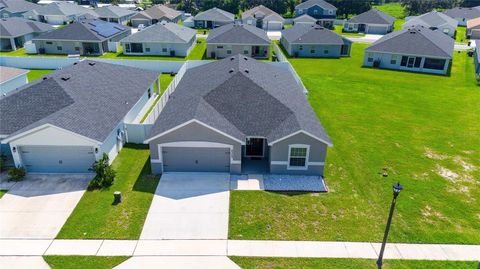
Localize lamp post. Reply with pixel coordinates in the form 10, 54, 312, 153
376, 182, 403, 269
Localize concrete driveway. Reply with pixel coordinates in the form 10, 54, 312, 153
140, 173, 230, 240
0, 174, 90, 239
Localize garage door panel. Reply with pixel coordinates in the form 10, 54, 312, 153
163, 147, 230, 173
20, 146, 95, 173
368, 25, 386, 34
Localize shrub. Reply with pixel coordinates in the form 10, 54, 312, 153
89, 153, 116, 189
0, 154, 7, 172
8, 167, 26, 182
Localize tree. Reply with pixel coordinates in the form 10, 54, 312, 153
400, 0, 462, 15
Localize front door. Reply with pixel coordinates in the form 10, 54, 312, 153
245, 138, 264, 157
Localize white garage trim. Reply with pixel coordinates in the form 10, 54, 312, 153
2, 124, 101, 145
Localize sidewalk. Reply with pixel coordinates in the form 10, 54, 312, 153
0, 239, 479, 261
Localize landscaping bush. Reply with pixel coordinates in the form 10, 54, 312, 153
89, 153, 116, 189
8, 167, 26, 181
0, 154, 7, 172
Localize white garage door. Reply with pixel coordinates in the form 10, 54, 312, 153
265, 22, 283, 31
20, 146, 95, 173
367, 25, 387, 35
162, 147, 230, 173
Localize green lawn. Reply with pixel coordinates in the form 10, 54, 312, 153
229, 43, 480, 244
196, 28, 210, 34
140, 73, 175, 123
57, 144, 159, 239
0, 190, 7, 199
44, 256, 128, 269
333, 26, 365, 37
231, 257, 478, 269
456, 27, 468, 43
186, 38, 207, 60
374, 2, 406, 31
27, 69, 54, 82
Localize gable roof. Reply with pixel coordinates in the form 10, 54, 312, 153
348, 9, 395, 25
242, 5, 285, 23
296, 0, 337, 11
0, 60, 160, 142
293, 14, 317, 23
34, 19, 129, 42
194, 7, 235, 23
282, 24, 349, 45
29, 2, 96, 17
131, 4, 181, 21
94, 5, 136, 18
120, 22, 195, 43
0, 0, 39, 14
365, 25, 454, 58
403, 11, 458, 29
146, 55, 331, 146
0, 17, 53, 38
443, 6, 480, 20
206, 23, 270, 45
0, 66, 28, 84
467, 17, 480, 29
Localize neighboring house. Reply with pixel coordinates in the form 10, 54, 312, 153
443, 6, 480, 26
402, 11, 458, 38
183, 16, 194, 28
206, 23, 270, 59
0, 17, 54, 51
242, 5, 285, 31
295, 0, 337, 28
364, 25, 454, 75
0, 66, 28, 95
94, 5, 136, 25
23, 2, 97, 25
130, 5, 181, 28
193, 7, 234, 29
467, 17, 480, 39
120, 22, 196, 57
293, 14, 317, 25
474, 40, 479, 81
0, 0, 40, 18
0, 60, 160, 173
344, 9, 395, 35
32, 19, 130, 56
281, 24, 351, 58
144, 55, 332, 176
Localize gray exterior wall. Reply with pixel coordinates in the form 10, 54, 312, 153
343, 23, 393, 35
131, 18, 150, 28
122, 37, 196, 57
281, 37, 350, 58
148, 121, 243, 174
269, 132, 328, 176
194, 20, 231, 29
34, 39, 105, 55
206, 43, 270, 59
295, 5, 336, 20
364, 51, 451, 75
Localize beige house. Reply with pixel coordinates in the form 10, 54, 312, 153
467, 18, 480, 39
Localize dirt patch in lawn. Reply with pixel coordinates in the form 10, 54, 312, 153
424, 148, 449, 160
454, 157, 476, 172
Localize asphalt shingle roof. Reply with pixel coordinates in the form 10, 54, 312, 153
293, 14, 317, 23
131, 4, 181, 21
147, 55, 332, 146
29, 2, 96, 17
94, 5, 136, 18
403, 11, 458, 29
348, 9, 395, 25
443, 6, 480, 20
206, 23, 270, 45
296, 0, 337, 11
120, 22, 195, 43
242, 5, 285, 23
0, 17, 53, 38
282, 24, 349, 45
194, 7, 235, 23
0, 60, 160, 142
34, 19, 129, 42
0, 0, 39, 14
365, 25, 454, 58
0, 66, 28, 84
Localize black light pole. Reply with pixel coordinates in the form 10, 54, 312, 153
376, 182, 403, 269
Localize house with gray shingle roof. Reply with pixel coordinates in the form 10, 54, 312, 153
144, 55, 332, 176
364, 25, 454, 75
467, 17, 480, 39
0, 0, 40, 18
206, 23, 271, 59
295, 0, 337, 28
32, 19, 130, 56
281, 24, 351, 58
130, 5, 181, 28
293, 14, 317, 25
23, 2, 97, 25
0, 60, 160, 173
242, 5, 285, 31
0, 17, 54, 51
120, 22, 196, 57
344, 9, 395, 35
402, 11, 458, 38
443, 6, 480, 26
193, 7, 235, 29
94, 5, 136, 25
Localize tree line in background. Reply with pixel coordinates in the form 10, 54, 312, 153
399, 0, 479, 15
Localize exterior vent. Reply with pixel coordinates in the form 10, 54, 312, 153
230, 56, 235, 61
61, 76, 70, 81
88, 62, 96, 66
42, 77, 48, 80
244, 69, 249, 74
229, 68, 234, 73
243, 56, 248, 61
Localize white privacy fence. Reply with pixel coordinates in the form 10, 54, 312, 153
273, 43, 287, 62
125, 123, 153, 144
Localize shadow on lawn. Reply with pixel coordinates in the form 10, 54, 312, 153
131, 149, 159, 195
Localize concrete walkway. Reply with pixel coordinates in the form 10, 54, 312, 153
114, 256, 240, 269
0, 239, 479, 261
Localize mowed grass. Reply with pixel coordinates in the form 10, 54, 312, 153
57, 144, 159, 239
229, 43, 480, 244
44, 256, 128, 269
0, 190, 7, 199
231, 257, 478, 269
27, 69, 54, 82
456, 27, 468, 43
374, 2, 406, 31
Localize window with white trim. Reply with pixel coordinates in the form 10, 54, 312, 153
288, 145, 309, 169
